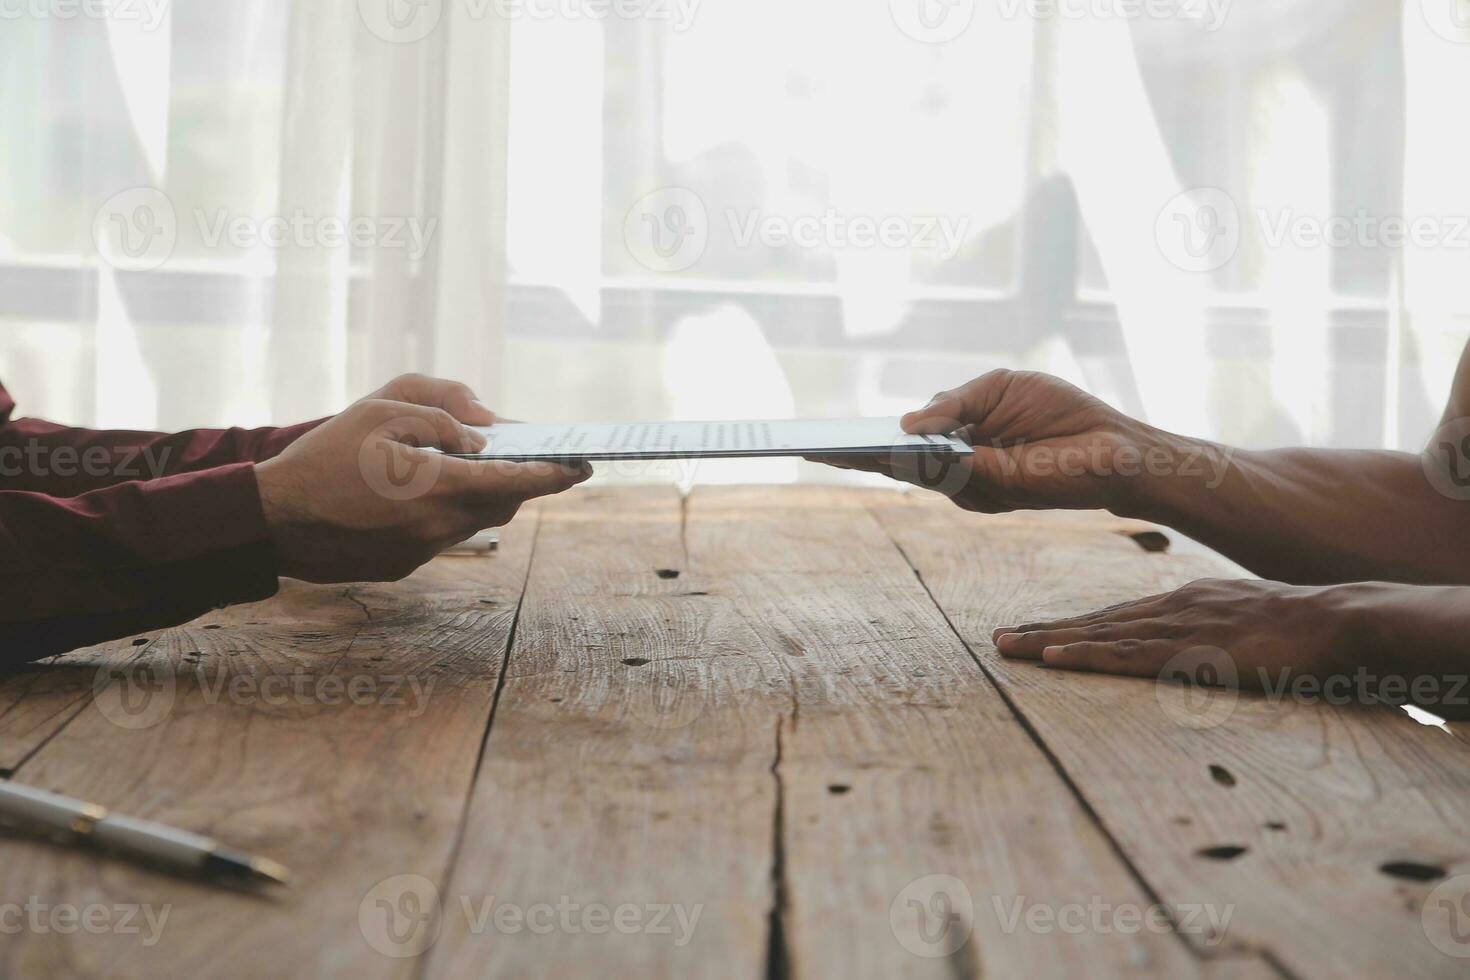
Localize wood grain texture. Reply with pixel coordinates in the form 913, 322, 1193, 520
685, 486, 1268, 979
868, 490, 1470, 980
0, 659, 96, 772
0, 506, 545, 980
422, 486, 785, 980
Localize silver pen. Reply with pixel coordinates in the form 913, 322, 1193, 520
0, 779, 289, 887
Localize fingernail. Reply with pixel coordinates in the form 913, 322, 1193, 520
467, 427, 488, 450
472, 399, 495, 418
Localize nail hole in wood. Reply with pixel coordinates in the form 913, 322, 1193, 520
1208, 764, 1236, 787
827, 784, 851, 796
1379, 861, 1446, 882
203, 625, 222, 630
1265, 821, 1287, 832
131, 638, 149, 647
1196, 845, 1248, 862
622, 658, 652, 668
656, 569, 681, 580
1123, 529, 1171, 553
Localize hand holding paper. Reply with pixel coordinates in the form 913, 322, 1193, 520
455, 418, 973, 462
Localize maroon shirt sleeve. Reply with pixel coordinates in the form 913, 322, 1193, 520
0, 387, 323, 497
0, 385, 315, 667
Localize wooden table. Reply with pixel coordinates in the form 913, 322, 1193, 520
2, 486, 1468, 979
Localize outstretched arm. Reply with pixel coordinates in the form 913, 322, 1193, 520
847, 360, 1470, 586
0, 376, 590, 667
0, 464, 282, 665
0, 374, 493, 498
0, 386, 321, 497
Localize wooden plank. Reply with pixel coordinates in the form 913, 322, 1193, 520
0, 658, 96, 772
685, 486, 1270, 979
423, 486, 785, 979
868, 490, 1470, 980
0, 506, 545, 980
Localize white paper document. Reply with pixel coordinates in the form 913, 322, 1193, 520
457, 418, 972, 462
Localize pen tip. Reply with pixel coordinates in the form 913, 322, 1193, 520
251, 857, 292, 887
207, 847, 291, 887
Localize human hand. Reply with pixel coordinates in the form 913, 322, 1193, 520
814, 370, 1169, 514
991, 579, 1470, 720
364, 373, 499, 427
991, 579, 1348, 684
256, 396, 588, 583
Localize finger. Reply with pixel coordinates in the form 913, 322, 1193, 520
372, 402, 487, 454
996, 620, 1173, 661
992, 593, 1172, 644
450, 458, 594, 502
1041, 639, 1180, 679
901, 370, 1013, 435
387, 374, 497, 426
805, 454, 896, 476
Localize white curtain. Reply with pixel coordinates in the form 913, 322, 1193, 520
2, 1, 1468, 466
0, 2, 510, 430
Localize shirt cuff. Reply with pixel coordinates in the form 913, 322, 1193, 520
130, 462, 281, 608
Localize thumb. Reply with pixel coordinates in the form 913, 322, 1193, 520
373, 403, 488, 455
902, 393, 966, 435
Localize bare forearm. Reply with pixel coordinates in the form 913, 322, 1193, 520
1119, 432, 1470, 585
1340, 582, 1470, 719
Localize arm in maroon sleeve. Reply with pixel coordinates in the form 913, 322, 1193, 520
0, 463, 281, 667
0, 385, 324, 497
